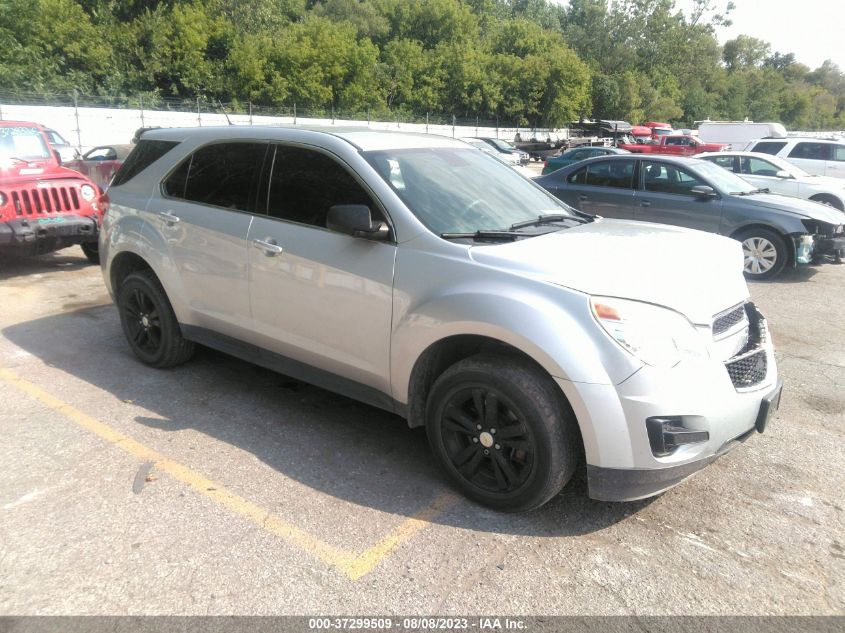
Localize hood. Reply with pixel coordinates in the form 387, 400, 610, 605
0, 164, 93, 187
735, 192, 845, 224
469, 219, 748, 325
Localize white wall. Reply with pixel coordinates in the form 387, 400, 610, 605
0, 103, 566, 150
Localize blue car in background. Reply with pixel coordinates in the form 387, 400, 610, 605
541, 146, 629, 175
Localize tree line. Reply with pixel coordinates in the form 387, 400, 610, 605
1, 0, 843, 129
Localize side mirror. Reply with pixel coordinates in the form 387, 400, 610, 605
327, 204, 389, 240
53, 150, 62, 165
775, 170, 793, 179
690, 185, 718, 199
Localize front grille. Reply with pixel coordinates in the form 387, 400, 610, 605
723, 302, 768, 390
9, 186, 80, 215
712, 303, 746, 337
725, 349, 768, 388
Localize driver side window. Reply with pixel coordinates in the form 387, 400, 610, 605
741, 157, 779, 177
266, 146, 384, 229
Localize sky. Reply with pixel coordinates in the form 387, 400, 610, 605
556, 1, 845, 71
678, 0, 845, 70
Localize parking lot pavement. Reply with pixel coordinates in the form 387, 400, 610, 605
0, 247, 843, 616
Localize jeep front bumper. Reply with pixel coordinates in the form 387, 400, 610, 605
0, 215, 98, 256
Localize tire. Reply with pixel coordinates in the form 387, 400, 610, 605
80, 241, 100, 264
734, 228, 787, 280
116, 270, 195, 368
809, 194, 845, 211
425, 353, 579, 512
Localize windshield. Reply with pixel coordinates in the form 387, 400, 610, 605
364, 147, 573, 235
693, 160, 756, 194
0, 126, 52, 161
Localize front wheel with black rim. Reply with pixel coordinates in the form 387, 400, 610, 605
80, 241, 99, 264
425, 354, 580, 512
735, 228, 787, 280
116, 270, 195, 368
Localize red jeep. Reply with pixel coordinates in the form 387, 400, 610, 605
0, 121, 101, 263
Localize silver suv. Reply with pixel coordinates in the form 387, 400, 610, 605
101, 127, 782, 511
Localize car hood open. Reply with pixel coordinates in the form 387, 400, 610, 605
469, 219, 748, 325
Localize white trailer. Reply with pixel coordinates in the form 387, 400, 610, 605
696, 120, 787, 149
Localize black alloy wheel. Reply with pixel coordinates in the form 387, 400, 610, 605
426, 353, 579, 512
117, 270, 195, 368
440, 386, 535, 494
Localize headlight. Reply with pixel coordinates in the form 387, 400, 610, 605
80, 184, 96, 201
590, 297, 708, 368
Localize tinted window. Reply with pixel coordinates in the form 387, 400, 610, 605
164, 142, 267, 211
751, 141, 787, 155
567, 166, 588, 184
741, 157, 780, 176
113, 140, 179, 187
788, 142, 831, 160
267, 146, 382, 228
642, 161, 706, 195
584, 160, 634, 189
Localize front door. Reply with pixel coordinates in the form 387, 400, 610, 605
634, 159, 723, 233
247, 144, 396, 396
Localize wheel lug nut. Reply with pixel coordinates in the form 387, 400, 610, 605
490, 428, 496, 434
495, 444, 501, 450
476, 425, 482, 430
472, 437, 479, 443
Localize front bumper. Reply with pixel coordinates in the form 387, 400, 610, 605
0, 215, 98, 256
557, 304, 781, 502
814, 234, 845, 262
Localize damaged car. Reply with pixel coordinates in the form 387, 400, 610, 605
535, 154, 845, 279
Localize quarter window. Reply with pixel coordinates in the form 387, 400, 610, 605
567, 166, 588, 184
833, 145, 845, 162
163, 142, 267, 211
112, 140, 179, 187
266, 146, 382, 228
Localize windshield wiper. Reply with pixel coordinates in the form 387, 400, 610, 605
509, 213, 591, 230
3, 156, 29, 164
440, 230, 522, 242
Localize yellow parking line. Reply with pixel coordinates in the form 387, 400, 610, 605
0, 367, 456, 579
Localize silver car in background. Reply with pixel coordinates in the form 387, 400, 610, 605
100, 127, 782, 511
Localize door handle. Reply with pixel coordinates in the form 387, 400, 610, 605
640, 201, 651, 207
578, 194, 588, 201
252, 237, 283, 256
158, 211, 180, 225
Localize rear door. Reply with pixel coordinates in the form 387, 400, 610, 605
786, 141, 831, 176
634, 159, 724, 233
246, 144, 396, 395
543, 160, 636, 219
155, 141, 267, 337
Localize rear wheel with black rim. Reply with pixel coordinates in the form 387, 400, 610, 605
117, 270, 195, 368
425, 354, 579, 512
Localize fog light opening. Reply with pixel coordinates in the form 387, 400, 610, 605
646, 417, 710, 457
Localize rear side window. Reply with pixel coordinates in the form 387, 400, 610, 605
788, 142, 831, 160
750, 141, 786, 155
164, 142, 267, 212
583, 160, 634, 189
112, 140, 178, 187
567, 166, 587, 184
833, 145, 845, 162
